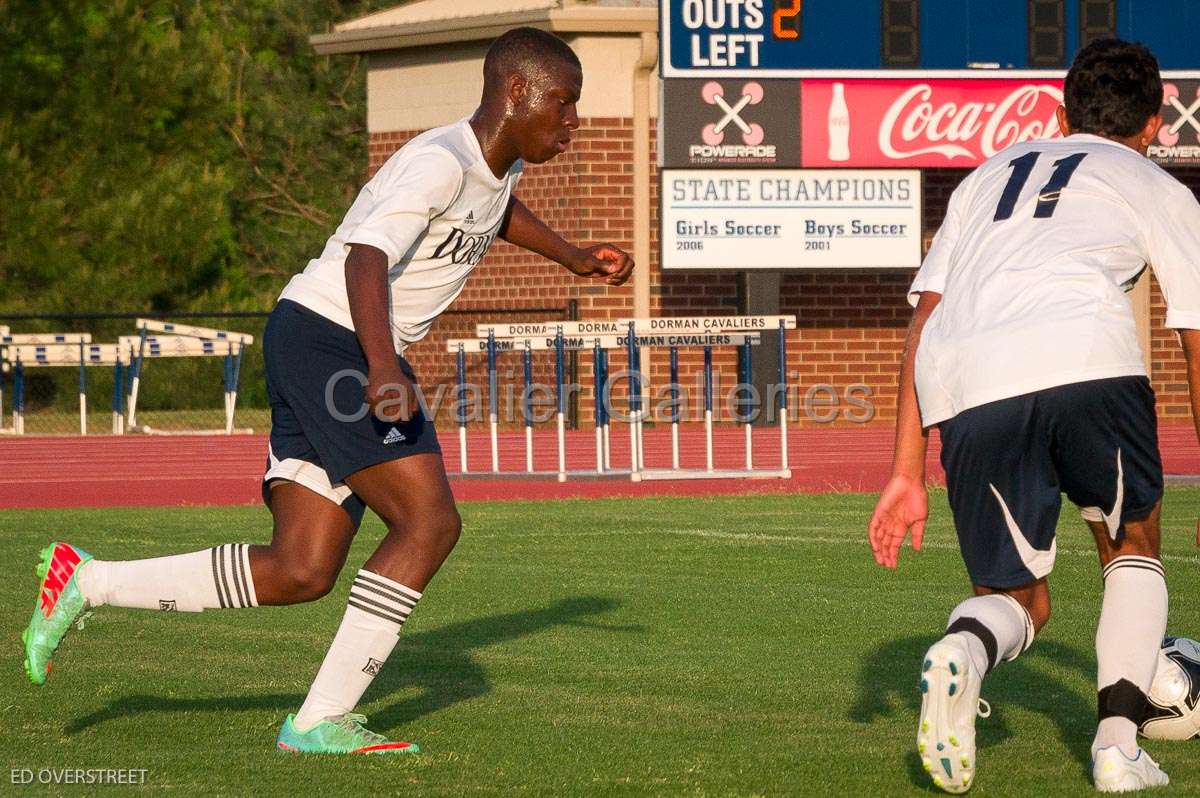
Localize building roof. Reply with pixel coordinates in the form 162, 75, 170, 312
311, 0, 657, 55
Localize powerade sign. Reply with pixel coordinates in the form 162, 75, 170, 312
661, 79, 801, 167
662, 1, 804, 77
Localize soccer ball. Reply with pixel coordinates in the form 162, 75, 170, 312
1139, 636, 1200, 741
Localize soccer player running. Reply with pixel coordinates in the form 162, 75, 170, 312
868, 39, 1200, 793
22, 28, 633, 754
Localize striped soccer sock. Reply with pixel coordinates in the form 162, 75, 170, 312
292, 570, 422, 732
76, 544, 258, 612
944, 593, 1035, 676
1093, 555, 1168, 759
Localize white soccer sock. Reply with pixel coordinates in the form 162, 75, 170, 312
1093, 556, 1168, 759
293, 570, 422, 732
75, 544, 258, 612
945, 593, 1035, 676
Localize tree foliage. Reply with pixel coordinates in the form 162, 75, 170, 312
0, 0, 388, 312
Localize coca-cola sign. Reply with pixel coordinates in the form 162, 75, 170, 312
801, 78, 1065, 167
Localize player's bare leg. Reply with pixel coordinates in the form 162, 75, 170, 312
252, 482, 358, 603
283, 453, 459, 752
347, 453, 461, 590
1083, 506, 1169, 792
78, 479, 357, 610
22, 481, 357, 685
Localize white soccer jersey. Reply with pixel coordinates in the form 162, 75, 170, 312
910, 133, 1200, 427
279, 118, 522, 352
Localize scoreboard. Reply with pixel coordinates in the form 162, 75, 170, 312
662, 0, 1200, 76
659, 1, 1200, 270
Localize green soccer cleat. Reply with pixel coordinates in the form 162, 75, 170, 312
275, 713, 420, 755
23, 542, 94, 686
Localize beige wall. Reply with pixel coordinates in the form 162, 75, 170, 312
366, 33, 658, 132
367, 41, 489, 132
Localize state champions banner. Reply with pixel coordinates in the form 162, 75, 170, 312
662, 169, 921, 270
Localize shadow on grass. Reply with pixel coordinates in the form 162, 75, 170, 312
65, 595, 628, 736
850, 634, 1096, 789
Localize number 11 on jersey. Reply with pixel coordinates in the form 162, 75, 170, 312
993, 152, 1089, 222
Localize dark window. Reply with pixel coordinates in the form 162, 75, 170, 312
882, 0, 920, 67
1079, 0, 1117, 47
1028, 0, 1066, 67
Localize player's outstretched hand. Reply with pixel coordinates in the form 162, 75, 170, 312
572, 244, 634, 286
366, 365, 420, 423
868, 474, 928, 569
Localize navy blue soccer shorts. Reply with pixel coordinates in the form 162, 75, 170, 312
937, 376, 1162, 589
261, 299, 441, 526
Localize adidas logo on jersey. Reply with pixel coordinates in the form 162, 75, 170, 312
464, 210, 475, 225
382, 427, 406, 445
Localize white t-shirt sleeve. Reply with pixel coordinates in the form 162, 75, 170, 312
1143, 180, 1200, 330
907, 181, 967, 307
345, 148, 464, 267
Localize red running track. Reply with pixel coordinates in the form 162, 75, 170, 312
1, 425, 1198, 510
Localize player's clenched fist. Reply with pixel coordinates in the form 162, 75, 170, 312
570, 244, 634, 286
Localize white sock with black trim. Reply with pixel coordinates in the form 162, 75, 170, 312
76, 544, 258, 612
945, 593, 1035, 677
293, 569, 422, 732
1093, 555, 1168, 760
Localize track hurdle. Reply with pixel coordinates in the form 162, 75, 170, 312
120, 335, 245, 434
0, 326, 8, 431
473, 319, 629, 479
625, 315, 796, 482
0, 326, 6, 429
4, 342, 126, 435
477, 325, 780, 481
127, 320, 255, 434
448, 328, 577, 481
625, 321, 643, 479
593, 339, 607, 472
1, 335, 97, 434
455, 320, 785, 481
456, 343, 468, 473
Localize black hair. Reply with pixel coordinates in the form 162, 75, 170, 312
1063, 38, 1162, 138
483, 27, 580, 89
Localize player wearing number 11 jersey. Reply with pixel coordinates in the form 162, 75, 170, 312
870, 39, 1200, 793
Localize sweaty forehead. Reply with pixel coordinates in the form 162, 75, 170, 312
533, 60, 583, 99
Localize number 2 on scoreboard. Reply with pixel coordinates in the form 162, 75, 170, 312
773, 0, 802, 39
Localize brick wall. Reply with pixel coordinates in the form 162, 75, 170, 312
1154, 166, 1200, 421
368, 125, 1200, 429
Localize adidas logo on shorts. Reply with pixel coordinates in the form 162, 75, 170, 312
383, 427, 406, 445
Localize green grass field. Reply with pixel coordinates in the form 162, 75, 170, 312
3, 491, 1200, 796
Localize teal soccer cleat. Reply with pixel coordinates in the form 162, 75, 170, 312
23, 542, 94, 685
917, 633, 989, 793
276, 713, 420, 755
